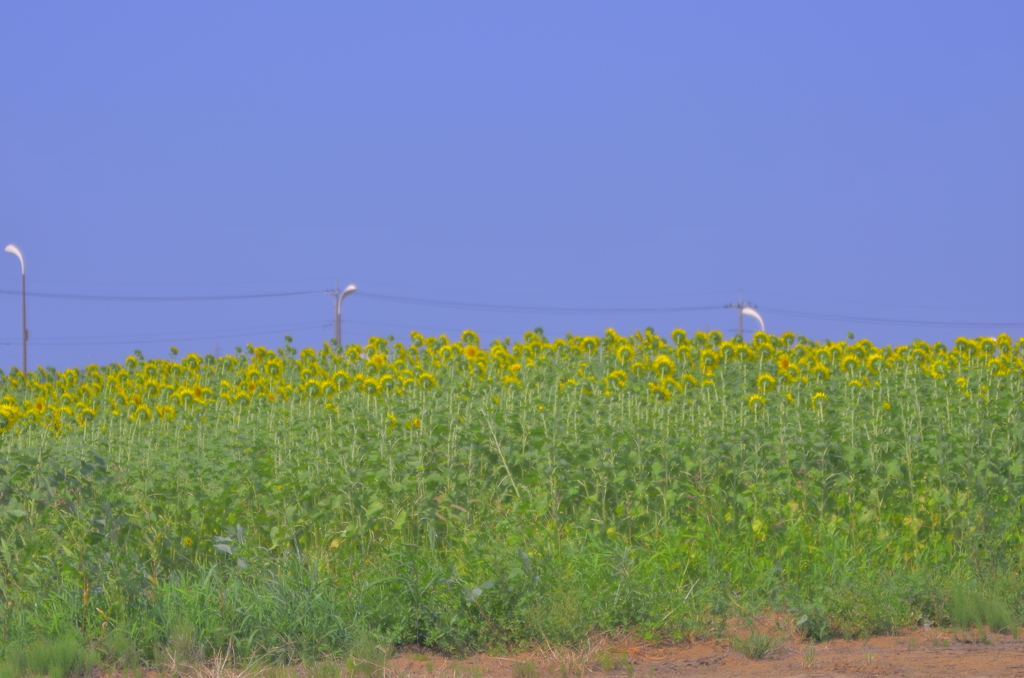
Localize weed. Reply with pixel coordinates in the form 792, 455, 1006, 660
309, 660, 343, 678
948, 587, 1017, 635
802, 645, 815, 666
347, 632, 392, 678
0, 638, 98, 678
167, 620, 205, 668
512, 661, 538, 678
597, 651, 629, 672
103, 628, 140, 669
450, 662, 481, 678
731, 631, 783, 660
543, 644, 596, 678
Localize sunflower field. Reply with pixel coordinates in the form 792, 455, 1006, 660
1, 328, 1024, 661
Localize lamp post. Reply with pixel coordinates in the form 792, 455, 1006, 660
328, 282, 357, 347
4, 245, 26, 373
741, 306, 765, 333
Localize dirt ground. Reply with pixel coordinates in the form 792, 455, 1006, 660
387, 628, 1024, 678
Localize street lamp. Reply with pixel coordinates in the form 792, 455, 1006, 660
328, 282, 357, 347
741, 306, 765, 333
4, 245, 26, 373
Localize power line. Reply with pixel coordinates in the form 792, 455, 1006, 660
760, 307, 1024, 328
0, 289, 322, 302
18, 322, 331, 347
358, 292, 723, 315
5, 278, 1024, 350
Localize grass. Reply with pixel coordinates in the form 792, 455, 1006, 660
511, 660, 538, 678
596, 651, 630, 672
949, 587, 1018, 635
0, 638, 98, 678
731, 630, 784, 660
346, 632, 391, 678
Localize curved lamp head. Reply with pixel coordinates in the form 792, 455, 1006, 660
341, 283, 357, 301
4, 245, 24, 275
741, 307, 765, 333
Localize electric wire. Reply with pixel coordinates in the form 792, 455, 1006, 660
0, 289, 322, 301
20, 322, 331, 347
3, 281, 1024, 353
357, 292, 723, 314
759, 307, 1024, 328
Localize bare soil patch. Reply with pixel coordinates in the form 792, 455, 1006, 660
387, 629, 1024, 678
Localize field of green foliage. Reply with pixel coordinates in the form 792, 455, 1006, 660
1, 328, 1023, 670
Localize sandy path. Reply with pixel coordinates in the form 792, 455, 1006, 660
388, 629, 1024, 678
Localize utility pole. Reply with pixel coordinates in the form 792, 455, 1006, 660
327, 280, 357, 347
5, 245, 26, 372
738, 290, 743, 337
726, 291, 764, 338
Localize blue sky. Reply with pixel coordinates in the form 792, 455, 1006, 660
1, 4, 1022, 369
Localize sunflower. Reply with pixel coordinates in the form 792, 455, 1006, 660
604, 370, 628, 389
76, 407, 96, 426
954, 338, 978, 357
653, 355, 675, 376
131, 404, 153, 422
333, 370, 351, 389
756, 373, 776, 393
0, 405, 19, 432
663, 376, 683, 393
417, 372, 437, 390
362, 377, 382, 395
648, 382, 671, 401
700, 348, 719, 369
748, 394, 766, 411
